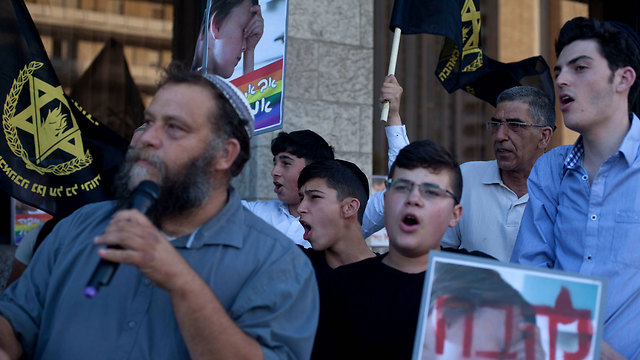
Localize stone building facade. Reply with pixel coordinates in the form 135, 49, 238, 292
235, 0, 375, 200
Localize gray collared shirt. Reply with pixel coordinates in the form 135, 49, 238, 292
0, 188, 319, 359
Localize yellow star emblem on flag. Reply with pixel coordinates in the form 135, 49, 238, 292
3, 61, 92, 175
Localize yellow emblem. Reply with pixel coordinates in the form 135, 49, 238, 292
3, 61, 92, 175
460, 0, 483, 72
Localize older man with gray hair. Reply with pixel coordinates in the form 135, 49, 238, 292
441, 86, 555, 261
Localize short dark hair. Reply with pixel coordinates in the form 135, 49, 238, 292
158, 62, 250, 177
556, 17, 640, 108
271, 130, 334, 164
497, 86, 556, 129
210, 0, 259, 29
429, 263, 536, 324
389, 140, 462, 203
297, 159, 369, 224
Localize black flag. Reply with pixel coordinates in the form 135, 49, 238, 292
71, 38, 145, 141
389, 0, 460, 37
0, 0, 128, 216
390, 0, 555, 107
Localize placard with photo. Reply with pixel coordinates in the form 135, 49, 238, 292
191, 0, 287, 134
413, 251, 608, 360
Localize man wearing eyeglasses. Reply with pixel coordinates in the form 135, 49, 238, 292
441, 86, 555, 262
311, 140, 463, 359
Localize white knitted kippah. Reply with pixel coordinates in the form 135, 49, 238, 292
203, 73, 254, 138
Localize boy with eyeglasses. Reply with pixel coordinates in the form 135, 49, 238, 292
312, 140, 492, 360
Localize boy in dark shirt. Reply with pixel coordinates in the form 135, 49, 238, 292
297, 159, 376, 283
312, 140, 463, 359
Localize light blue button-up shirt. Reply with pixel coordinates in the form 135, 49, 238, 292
511, 113, 640, 359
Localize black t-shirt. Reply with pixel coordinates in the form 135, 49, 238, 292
311, 248, 495, 359
301, 247, 334, 285
301, 246, 385, 286
312, 254, 424, 360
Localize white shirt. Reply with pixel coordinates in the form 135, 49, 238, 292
243, 125, 410, 248
441, 160, 528, 261
242, 199, 310, 247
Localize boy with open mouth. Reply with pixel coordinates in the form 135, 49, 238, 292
312, 140, 465, 359
297, 159, 376, 284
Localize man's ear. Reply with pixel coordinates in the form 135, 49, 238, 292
615, 66, 636, 94
341, 198, 361, 220
448, 204, 462, 228
538, 126, 553, 150
214, 138, 240, 172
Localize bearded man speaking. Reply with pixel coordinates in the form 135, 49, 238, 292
0, 64, 319, 360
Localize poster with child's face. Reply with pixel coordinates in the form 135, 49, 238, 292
413, 251, 607, 360
192, 0, 287, 134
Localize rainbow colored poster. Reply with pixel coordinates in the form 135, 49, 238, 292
191, 0, 288, 134
231, 59, 283, 134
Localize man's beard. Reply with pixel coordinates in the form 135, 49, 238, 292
113, 142, 220, 223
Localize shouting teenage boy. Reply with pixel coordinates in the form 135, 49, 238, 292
312, 140, 462, 359
296, 159, 376, 283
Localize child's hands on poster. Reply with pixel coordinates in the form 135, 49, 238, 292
244, 5, 264, 53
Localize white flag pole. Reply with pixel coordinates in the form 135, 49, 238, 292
381, 27, 401, 122
201, 0, 213, 75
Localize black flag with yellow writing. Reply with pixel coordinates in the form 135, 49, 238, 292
390, 0, 554, 107
0, 0, 128, 216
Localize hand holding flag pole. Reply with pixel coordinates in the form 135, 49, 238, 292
386, 0, 554, 108
380, 27, 401, 122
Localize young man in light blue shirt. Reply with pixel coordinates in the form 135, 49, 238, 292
511, 17, 640, 359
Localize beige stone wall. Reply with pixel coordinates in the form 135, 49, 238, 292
548, 0, 589, 148
234, 0, 375, 200
493, 0, 588, 149
497, 0, 540, 62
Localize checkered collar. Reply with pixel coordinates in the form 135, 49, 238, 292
562, 113, 640, 175
563, 137, 585, 173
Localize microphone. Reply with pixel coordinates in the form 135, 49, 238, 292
84, 180, 160, 298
